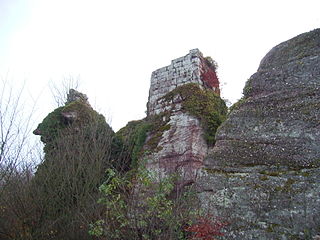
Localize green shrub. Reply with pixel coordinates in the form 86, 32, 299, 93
116, 113, 171, 168
90, 167, 200, 240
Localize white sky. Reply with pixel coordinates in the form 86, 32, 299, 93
0, 0, 319, 131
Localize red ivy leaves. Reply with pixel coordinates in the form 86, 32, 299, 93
184, 215, 228, 240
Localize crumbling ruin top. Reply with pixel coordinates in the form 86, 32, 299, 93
147, 49, 220, 116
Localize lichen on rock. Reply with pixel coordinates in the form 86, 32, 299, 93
200, 28, 320, 239
207, 28, 320, 169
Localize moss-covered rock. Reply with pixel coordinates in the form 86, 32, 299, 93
206, 28, 320, 169
33, 106, 65, 143
116, 83, 227, 171
197, 165, 320, 239
34, 99, 113, 155
162, 83, 227, 145
116, 113, 171, 168
201, 29, 320, 239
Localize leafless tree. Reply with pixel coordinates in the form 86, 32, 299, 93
0, 75, 41, 239
0, 77, 36, 190
49, 75, 80, 106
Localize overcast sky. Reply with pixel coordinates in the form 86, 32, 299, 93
0, 0, 319, 131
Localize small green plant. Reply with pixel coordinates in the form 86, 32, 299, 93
88, 220, 104, 237
130, 122, 153, 166
228, 97, 247, 113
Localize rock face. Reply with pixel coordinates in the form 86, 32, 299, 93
200, 29, 320, 239
144, 49, 226, 184
146, 111, 208, 183
66, 89, 90, 106
207, 29, 320, 169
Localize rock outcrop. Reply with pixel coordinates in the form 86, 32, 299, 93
145, 84, 226, 183
33, 89, 112, 151
143, 49, 226, 184
116, 50, 227, 184
206, 29, 320, 169
199, 29, 320, 239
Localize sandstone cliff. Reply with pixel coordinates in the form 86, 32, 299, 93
207, 29, 320, 169
118, 49, 227, 185
199, 28, 320, 239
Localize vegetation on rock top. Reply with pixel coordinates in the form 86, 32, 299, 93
34, 100, 110, 150
163, 83, 228, 145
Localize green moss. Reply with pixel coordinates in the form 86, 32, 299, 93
116, 120, 151, 168
116, 83, 227, 168
162, 83, 227, 145
131, 122, 153, 166
302, 172, 311, 177
228, 97, 247, 113
116, 120, 144, 143
228, 77, 255, 113
311, 158, 320, 168
62, 101, 94, 122
253, 183, 263, 189
291, 168, 313, 177
259, 170, 286, 177
146, 129, 164, 151
36, 106, 65, 142
116, 113, 172, 168
35, 100, 113, 155
144, 114, 171, 152
36, 101, 105, 140
274, 178, 296, 193
243, 77, 254, 96
259, 175, 269, 181
266, 223, 280, 233
204, 168, 230, 175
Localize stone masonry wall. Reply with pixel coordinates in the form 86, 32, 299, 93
147, 49, 219, 116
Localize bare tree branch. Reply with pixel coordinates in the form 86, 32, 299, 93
49, 75, 80, 107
